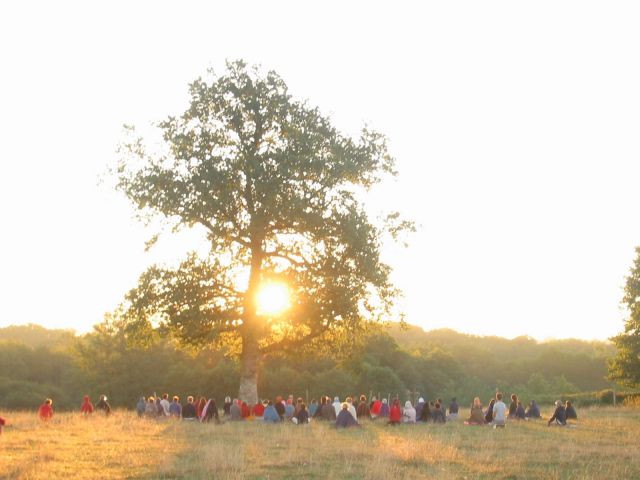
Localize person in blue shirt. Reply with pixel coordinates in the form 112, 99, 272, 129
169, 396, 182, 418
263, 401, 281, 423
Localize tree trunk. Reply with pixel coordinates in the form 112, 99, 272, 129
238, 333, 259, 405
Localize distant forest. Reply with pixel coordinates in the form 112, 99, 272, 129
0, 323, 617, 411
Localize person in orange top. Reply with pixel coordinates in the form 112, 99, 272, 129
38, 398, 54, 421
80, 395, 94, 415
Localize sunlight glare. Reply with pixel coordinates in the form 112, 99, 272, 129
256, 282, 291, 316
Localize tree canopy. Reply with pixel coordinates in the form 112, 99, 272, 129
114, 60, 410, 404
609, 246, 640, 387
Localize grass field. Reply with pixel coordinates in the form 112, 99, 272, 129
1, 407, 639, 479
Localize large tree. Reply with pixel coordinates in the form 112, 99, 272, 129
609, 246, 640, 388
114, 60, 410, 404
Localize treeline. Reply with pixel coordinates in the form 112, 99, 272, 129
0, 323, 615, 411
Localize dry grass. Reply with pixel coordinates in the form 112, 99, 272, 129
1, 407, 639, 479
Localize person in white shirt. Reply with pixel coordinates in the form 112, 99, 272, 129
160, 393, 171, 416
402, 400, 416, 423
332, 396, 342, 417
492, 392, 507, 428
346, 396, 358, 421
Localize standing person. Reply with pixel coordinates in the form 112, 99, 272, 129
448, 398, 459, 421
418, 400, 431, 422
485, 399, 496, 424
492, 393, 507, 428
388, 399, 402, 425
356, 395, 371, 420
415, 397, 426, 421
136, 396, 146, 417
548, 400, 567, 426
80, 395, 94, 415
169, 396, 182, 418
182, 396, 197, 420
38, 399, 54, 421
96, 395, 111, 416
371, 396, 382, 419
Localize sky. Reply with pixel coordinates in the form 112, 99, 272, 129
0, 1, 639, 340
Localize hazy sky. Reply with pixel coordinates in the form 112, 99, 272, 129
1, 1, 638, 340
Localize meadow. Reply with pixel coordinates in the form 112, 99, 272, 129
1, 407, 639, 479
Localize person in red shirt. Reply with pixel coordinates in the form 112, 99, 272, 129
388, 398, 402, 426
252, 400, 266, 417
38, 398, 54, 421
80, 395, 94, 415
241, 401, 251, 418
0, 416, 6, 435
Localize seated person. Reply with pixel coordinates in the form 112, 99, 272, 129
515, 401, 526, 420
263, 401, 281, 423
448, 397, 459, 420
295, 403, 310, 424
465, 397, 486, 425
525, 400, 541, 419
431, 402, 446, 423
182, 396, 197, 420
402, 400, 416, 423
336, 403, 360, 428
548, 400, 567, 426
565, 401, 577, 420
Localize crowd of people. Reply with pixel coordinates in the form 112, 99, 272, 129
0, 391, 578, 434
129, 391, 579, 429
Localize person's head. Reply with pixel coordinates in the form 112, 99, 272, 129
473, 397, 481, 408
297, 397, 303, 405
233, 398, 239, 405
334, 396, 339, 403
83, 395, 90, 402
173, 396, 179, 403
566, 400, 572, 407
372, 396, 377, 402
360, 394, 367, 403
100, 394, 107, 401
286, 398, 293, 405
311, 398, 317, 405
488, 398, 495, 406
300, 403, 307, 411
346, 396, 353, 405
187, 396, 194, 403
496, 392, 503, 401
555, 400, 562, 407
162, 393, 168, 400
511, 394, 517, 402
382, 398, 388, 404
140, 396, 146, 402
209, 399, 217, 408
148, 396, 155, 403
342, 402, 349, 410
451, 397, 457, 403
405, 400, 412, 409
393, 398, 399, 406
418, 397, 424, 404
45, 398, 52, 405
517, 401, 521, 406
268, 400, 273, 406
437, 398, 442, 405
435, 402, 441, 410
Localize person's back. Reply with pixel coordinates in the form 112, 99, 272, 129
565, 401, 577, 420
525, 401, 541, 419
274, 400, 285, 420
169, 397, 182, 418
263, 403, 280, 423
508, 394, 518, 419
336, 403, 359, 428
145, 398, 157, 418
431, 403, 446, 423
492, 394, 507, 427
467, 399, 485, 425
253, 401, 266, 418
308, 400, 318, 417
356, 395, 371, 420
80, 395, 94, 415
415, 398, 425, 420
136, 397, 146, 417
203, 399, 219, 423
515, 402, 526, 420
485, 399, 495, 423
321, 401, 337, 421
389, 400, 402, 424
96, 395, 111, 416
38, 399, 54, 421
296, 404, 309, 425
159, 394, 171, 416
230, 400, 243, 421
346, 398, 357, 421
402, 401, 416, 423
379, 399, 390, 418
182, 397, 197, 420
332, 397, 341, 417
284, 402, 295, 420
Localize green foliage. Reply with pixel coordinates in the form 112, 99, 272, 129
609, 246, 640, 387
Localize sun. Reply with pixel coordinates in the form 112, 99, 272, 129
256, 282, 291, 316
